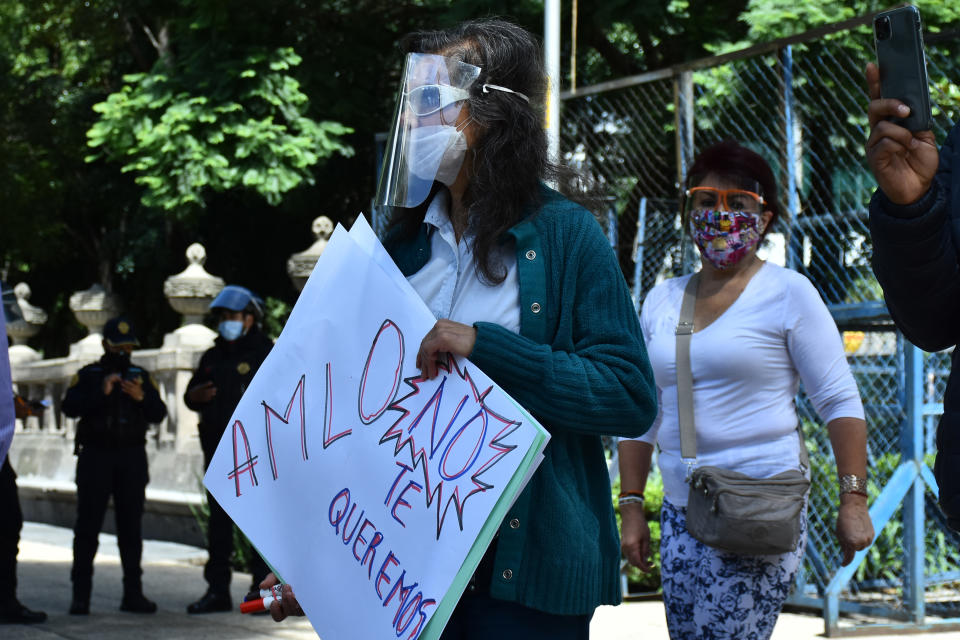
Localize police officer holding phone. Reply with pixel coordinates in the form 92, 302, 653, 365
184, 286, 273, 613
866, 53, 960, 531
62, 316, 167, 614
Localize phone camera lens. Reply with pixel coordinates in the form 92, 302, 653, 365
875, 16, 891, 41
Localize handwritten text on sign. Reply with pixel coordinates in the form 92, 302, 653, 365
204, 223, 544, 640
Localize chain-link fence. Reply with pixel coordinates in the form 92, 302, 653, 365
562, 13, 960, 634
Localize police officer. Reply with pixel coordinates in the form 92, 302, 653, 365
185, 286, 272, 613
62, 316, 167, 615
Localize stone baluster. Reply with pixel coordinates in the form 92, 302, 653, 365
162, 243, 225, 453
287, 216, 333, 291
6, 282, 47, 365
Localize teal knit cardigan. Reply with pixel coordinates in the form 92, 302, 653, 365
386, 186, 657, 615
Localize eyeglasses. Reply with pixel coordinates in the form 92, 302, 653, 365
404, 84, 471, 117
685, 187, 765, 213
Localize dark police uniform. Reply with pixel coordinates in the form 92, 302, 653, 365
0, 458, 23, 613
185, 325, 272, 601
61, 319, 166, 613
0, 455, 46, 623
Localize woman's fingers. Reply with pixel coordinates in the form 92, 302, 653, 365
836, 501, 875, 567
259, 572, 278, 589
269, 584, 304, 621
417, 320, 477, 379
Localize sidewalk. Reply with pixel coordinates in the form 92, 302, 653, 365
5, 522, 957, 639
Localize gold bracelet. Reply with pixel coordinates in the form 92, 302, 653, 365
839, 474, 868, 496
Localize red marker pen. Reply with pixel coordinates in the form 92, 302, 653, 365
240, 595, 278, 614
240, 584, 286, 614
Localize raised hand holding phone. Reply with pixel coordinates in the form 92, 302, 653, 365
866, 5, 938, 205
865, 61, 938, 206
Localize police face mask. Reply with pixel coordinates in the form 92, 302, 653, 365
218, 320, 245, 341
102, 351, 131, 371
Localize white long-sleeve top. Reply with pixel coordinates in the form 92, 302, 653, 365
634, 262, 864, 507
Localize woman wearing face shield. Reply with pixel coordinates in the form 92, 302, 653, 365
263, 18, 657, 639
617, 140, 873, 639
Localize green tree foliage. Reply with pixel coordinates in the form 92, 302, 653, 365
2, 0, 956, 355
87, 47, 353, 211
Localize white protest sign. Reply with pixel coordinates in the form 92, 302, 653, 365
204, 220, 548, 640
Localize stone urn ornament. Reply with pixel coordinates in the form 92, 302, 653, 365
162, 243, 225, 349
287, 216, 334, 291
6, 282, 48, 364
68, 283, 121, 360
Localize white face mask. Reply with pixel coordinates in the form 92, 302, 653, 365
404, 123, 469, 186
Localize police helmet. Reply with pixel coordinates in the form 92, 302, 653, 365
209, 285, 264, 319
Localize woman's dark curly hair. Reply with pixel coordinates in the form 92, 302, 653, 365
389, 19, 565, 284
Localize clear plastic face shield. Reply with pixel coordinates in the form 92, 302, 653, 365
375, 53, 481, 209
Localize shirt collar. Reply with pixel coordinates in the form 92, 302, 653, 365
423, 189, 452, 231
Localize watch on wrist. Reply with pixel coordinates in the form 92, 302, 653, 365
838, 474, 868, 497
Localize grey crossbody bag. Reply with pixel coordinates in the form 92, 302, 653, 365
676, 273, 809, 555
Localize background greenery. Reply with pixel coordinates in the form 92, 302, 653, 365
1, 0, 957, 351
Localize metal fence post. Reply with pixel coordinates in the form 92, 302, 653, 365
903, 341, 926, 623
606, 199, 618, 249
632, 197, 647, 309
779, 45, 802, 271
675, 70, 696, 274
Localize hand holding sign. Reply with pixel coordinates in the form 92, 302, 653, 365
416, 320, 477, 380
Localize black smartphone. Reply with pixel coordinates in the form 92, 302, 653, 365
873, 5, 933, 132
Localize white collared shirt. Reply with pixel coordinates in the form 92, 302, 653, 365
406, 192, 521, 333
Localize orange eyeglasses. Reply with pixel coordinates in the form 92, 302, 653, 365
685, 187, 766, 213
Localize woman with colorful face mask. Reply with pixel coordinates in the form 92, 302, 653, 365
262, 18, 657, 640
618, 140, 874, 640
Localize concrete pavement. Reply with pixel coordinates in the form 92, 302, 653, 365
4, 522, 958, 639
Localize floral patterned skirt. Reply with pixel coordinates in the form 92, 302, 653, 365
659, 499, 807, 640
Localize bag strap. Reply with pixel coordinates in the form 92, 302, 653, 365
675, 274, 699, 462
673, 272, 809, 472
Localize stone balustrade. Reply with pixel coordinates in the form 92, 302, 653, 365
5, 220, 332, 545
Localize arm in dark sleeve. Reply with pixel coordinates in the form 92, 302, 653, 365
870, 126, 960, 351
61, 368, 107, 418
183, 352, 213, 412
140, 374, 168, 424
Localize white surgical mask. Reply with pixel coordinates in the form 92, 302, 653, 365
218, 320, 245, 341
405, 123, 469, 186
